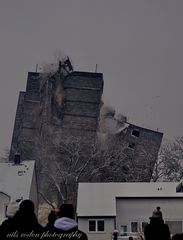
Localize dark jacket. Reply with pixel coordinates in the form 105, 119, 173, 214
144, 218, 170, 240
46, 217, 88, 240
0, 211, 43, 240
0, 218, 13, 237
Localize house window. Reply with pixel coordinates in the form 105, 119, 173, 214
89, 219, 104, 232
120, 225, 127, 236
89, 220, 96, 232
131, 129, 140, 138
165, 221, 182, 234
128, 142, 135, 149
131, 222, 138, 232
142, 222, 148, 232
97, 220, 104, 231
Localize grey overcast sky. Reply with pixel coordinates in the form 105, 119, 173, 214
0, 0, 183, 155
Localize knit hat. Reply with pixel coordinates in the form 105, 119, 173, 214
150, 206, 163, 219
6, 202, 19, 217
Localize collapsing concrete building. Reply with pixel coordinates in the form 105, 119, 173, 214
97, 107, 163, 182
9, 61, 163, 202
9, 66, 103, 162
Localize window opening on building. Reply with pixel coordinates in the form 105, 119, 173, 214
131, 222, 138, 232
131, 129, 140, 138
142, 222, 148, 232
89, 220, 96, 232
89, 219, 105, 232
97, 220, 104, 231
120, 225, 127, 236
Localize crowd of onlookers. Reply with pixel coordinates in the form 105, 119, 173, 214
0, 201, 183, 240
0, 200, 88, 240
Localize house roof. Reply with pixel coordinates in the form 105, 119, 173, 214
0, 160, 35, 202
77, 182, 183, 217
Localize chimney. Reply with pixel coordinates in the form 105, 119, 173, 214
14, 153, 21, 165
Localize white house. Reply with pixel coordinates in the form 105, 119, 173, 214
77, 182, 183, 240
0, 160, 38, 224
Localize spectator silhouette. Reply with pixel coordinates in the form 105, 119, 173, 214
0, 200, 43, 239
49, 203, 88, 240
0, 202, 19, 236
44, 210, 57, 230
113, 229, 118, 240
144, 206, 170, 240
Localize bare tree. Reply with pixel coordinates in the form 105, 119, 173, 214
37, 134, 99, 206
152, 137, 183, 182
38, 128, 158, 206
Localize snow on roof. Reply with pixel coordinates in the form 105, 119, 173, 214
0, 160, 35, 202
77, 182, 183, 217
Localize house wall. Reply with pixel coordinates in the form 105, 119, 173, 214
116, 198, 183, 235
0, 193, 10, 224
78, 217, 115, 240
